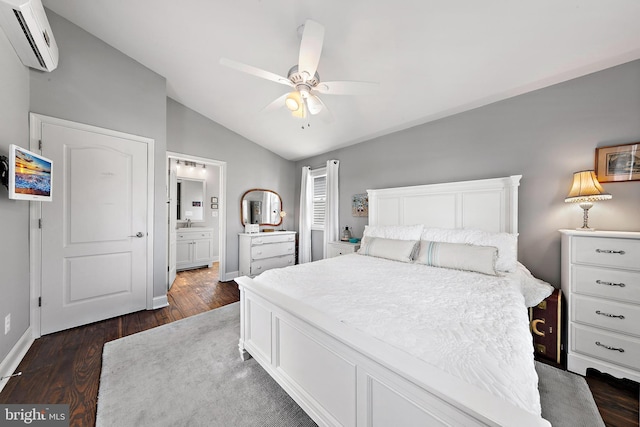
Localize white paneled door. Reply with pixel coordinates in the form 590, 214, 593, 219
39, 121, 149, 335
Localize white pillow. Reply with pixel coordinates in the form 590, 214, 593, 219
363, 224, 424, 241
358, 237, 419, 263
516, 262, 554, 307
414, 241, 498, 276
420, 227, 517, 272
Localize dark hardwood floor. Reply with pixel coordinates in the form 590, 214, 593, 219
586, 369, 639, 427
0, 264, 238, 427
1, 265, 637, 426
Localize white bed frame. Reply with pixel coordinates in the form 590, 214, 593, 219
236, 175, 550, 427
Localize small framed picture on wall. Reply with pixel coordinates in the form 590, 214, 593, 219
211, 197, 218, 203
595, 142, 640, 183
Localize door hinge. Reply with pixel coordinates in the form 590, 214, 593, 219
38, 297, 42, 307
39, 140, 42, 150
38, 218, 42, 229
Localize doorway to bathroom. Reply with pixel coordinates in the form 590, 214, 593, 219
166, 152, 227, 289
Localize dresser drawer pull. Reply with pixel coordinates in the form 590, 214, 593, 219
595, 341, 625, 352
595, 310, 625, 319
595, 279, 626, 287
595, 249, 626, 255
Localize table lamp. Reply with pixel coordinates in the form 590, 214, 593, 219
564, 170, 611, 230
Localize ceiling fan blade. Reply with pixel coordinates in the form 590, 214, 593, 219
219, 58, 293, 87
315, 97, 334, 124
298, 20, 324, 81
315, 80, 378, 95
262, 93, 289, 113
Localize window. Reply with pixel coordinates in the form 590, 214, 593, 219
311, 167, 327, 230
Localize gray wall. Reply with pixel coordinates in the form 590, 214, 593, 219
166, 98, 296, 276
29, 11, 169, 299
296, 60, 640, 286
0, 26, 31, 362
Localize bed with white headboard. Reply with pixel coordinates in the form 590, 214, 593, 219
235, 175, 551, 427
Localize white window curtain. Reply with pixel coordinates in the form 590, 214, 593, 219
298, 166, 312, 264
323, 160, 340, 259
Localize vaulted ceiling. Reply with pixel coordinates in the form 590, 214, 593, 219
43, 0, 640, 160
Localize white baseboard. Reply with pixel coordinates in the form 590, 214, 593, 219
152, 295, 169, 309
223, 270, 239, 282
0, 327, 34, 393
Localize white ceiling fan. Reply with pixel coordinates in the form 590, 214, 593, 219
220, 19, 378, 122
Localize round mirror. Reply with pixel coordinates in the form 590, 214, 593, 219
241, 189, 283, 226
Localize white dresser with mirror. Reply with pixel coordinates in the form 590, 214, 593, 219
238, 188, 295, 276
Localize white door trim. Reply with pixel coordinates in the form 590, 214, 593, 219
29, 113, 155, 338
166, 151, 227, 283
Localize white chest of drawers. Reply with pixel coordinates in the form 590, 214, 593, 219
239, 231, 296, 277
560, 229, 640, 382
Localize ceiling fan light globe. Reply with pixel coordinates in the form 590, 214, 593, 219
285, 91, 302, 111
285, 97, 299, 111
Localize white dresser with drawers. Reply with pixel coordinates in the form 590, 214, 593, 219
239, 231, 296, 277
560, 229, 640, 382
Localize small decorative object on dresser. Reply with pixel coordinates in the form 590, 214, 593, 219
239, 231, 296, 277
244, 223, 259, 234
560, 229, 640, 382
279, 210, 286, 230
327, 240, 360, 258
340, 226, 352, 241
529, 289, 562, 365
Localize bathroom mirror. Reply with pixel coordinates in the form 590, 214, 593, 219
241, 189, 282, 226
177, 177, 206, 222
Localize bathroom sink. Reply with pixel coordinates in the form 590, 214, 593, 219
177, 226, 211, 231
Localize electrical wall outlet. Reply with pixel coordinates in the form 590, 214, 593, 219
4, 314, 10, 335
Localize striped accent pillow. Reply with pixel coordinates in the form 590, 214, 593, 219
415, 240, 498, 276
358, 237, 419, 263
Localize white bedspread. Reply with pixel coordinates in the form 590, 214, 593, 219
254, 253, 541, 416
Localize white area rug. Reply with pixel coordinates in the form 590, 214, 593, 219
536, 361, 605, 427
96, 302, 315, 427
97, 302, 605, 426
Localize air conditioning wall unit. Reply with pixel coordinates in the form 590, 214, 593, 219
0, 0, 58, 71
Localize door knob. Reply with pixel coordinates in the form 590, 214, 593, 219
129, 232, 144, 238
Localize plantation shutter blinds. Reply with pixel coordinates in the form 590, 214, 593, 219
312, 175, 327, 228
